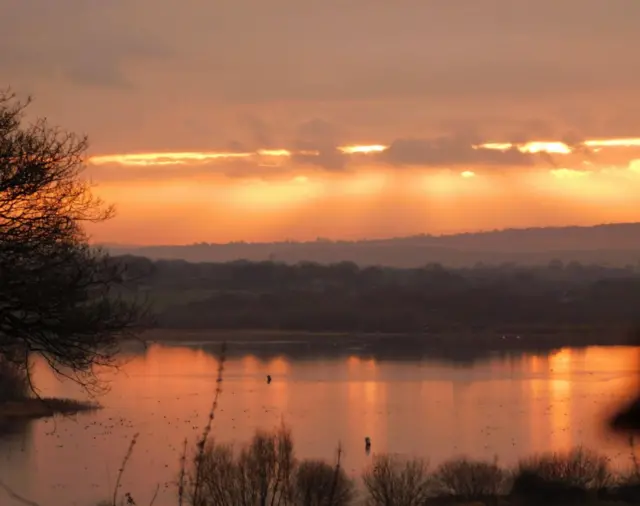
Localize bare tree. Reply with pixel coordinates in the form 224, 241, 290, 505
362, 454, 432, 506
0, 90, 147, 390
189, 424, 296, 506
432, 457, 506, 501
295, 457, 354, 506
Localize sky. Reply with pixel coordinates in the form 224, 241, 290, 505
3, 0, 640, 244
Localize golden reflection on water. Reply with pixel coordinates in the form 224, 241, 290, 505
548, 349, 574, 450
0, 344, 637, 506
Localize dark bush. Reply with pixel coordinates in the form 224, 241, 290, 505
432, 457, 505, 500
363, 454, 431, 506
511, 447, 612, 504
295, 459, 354, 506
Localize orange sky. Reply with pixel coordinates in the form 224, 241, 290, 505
4, 1, 640, 244
84, 139, 640, 244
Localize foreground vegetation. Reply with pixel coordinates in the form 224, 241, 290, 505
102, 425, 640, 506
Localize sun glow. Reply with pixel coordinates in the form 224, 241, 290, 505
336, 171, 388, 195
337, 144, 388, 154
550, 168, 590, 179
257, 149, 292, 157
584, 138, 640, 148
477, 141, 572, 154
89, 159, 640, 245
88, 137, 640, 168
524, 166, 640, 203
88, 146, 390, 166
415, 170, 487, 197
89, 151, 253, 166
227, 177, 326, 211
478, 137, 640, 155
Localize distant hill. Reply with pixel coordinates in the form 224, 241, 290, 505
106, 222, 640, 268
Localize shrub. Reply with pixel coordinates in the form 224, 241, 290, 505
511, 447, 612, 504
363, 454, 431, 506
295, 459, 354, 506
432, 457, 505, 500
514, 446, 612, 489
236, 425, 296, 505
188, 442, 237, 506
188, 424, 296, 506
510, 469, 589, 504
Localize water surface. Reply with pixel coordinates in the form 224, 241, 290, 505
0, 342, 637, 506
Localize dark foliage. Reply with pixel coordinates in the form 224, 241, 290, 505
0, 91, 147, 389
294, 459, 354, 506
115, 255, 640, 335
0, 354, 28, 402
432, 457, 505, 500
511, 447, 612, 505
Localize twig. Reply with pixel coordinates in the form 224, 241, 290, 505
178, 438, 188, 506
112, 432, 140, 506
191, 341, 227, 505
148, 483, 160, 506
329, 442, 343, 504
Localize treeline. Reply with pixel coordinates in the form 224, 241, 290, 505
118, 256, 640, 333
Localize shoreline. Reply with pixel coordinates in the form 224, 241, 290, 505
0, 397, 100, 421
135, 327, 638, 362
141, 326, 635, 346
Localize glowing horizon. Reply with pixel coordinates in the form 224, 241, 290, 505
337, 144, 388, 154
82, 136, 640, 245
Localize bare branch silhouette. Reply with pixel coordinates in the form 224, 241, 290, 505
0, 90, 149, 392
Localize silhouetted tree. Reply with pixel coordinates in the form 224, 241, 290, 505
0, 90, 146, 390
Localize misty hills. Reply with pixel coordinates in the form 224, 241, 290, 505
107, 222, 640, 268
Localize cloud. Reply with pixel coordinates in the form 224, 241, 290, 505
85, 157, 293, 183
85, 133, 640, 183
4, 0, 640, 158
376, 137, 535, 167
5, 0, 639, 100
290, 119, 349, 171
241, 116, 276, 149
0, 1, 171, 89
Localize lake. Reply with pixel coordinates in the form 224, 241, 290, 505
0, 340, 638, 506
